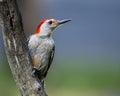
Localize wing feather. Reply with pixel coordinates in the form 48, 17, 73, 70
44, 45, 55, 77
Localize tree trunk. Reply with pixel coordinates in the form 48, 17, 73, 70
0, 0, 47, 96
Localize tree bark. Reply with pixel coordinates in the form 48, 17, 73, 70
0, 0, 47, 96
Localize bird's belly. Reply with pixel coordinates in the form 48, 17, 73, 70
33, 43, 53, 68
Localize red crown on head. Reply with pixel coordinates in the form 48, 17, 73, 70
35, 18, 52, 34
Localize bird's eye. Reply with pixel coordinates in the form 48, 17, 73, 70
48, 21, 53, 25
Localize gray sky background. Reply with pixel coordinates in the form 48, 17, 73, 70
48, 0, 120, 59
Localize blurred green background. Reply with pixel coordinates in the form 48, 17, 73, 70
0, 0, 120, 96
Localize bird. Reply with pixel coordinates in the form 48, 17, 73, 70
28, 18, 71, 80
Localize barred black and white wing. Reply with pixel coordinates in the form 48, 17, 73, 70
44, 45, 55, 77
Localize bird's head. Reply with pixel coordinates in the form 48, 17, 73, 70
34, 18, 71, 37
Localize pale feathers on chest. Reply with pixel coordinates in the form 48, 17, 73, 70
28, 35, 55, 54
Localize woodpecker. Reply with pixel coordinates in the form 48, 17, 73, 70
28, 18, 71, 80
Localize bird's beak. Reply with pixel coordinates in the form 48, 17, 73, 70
57, 19, 71, 26
50, 19, 71, 29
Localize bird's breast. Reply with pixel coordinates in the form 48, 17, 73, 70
36, 38, 54, 54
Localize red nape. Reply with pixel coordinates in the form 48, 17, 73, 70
34, 18, 52, 34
